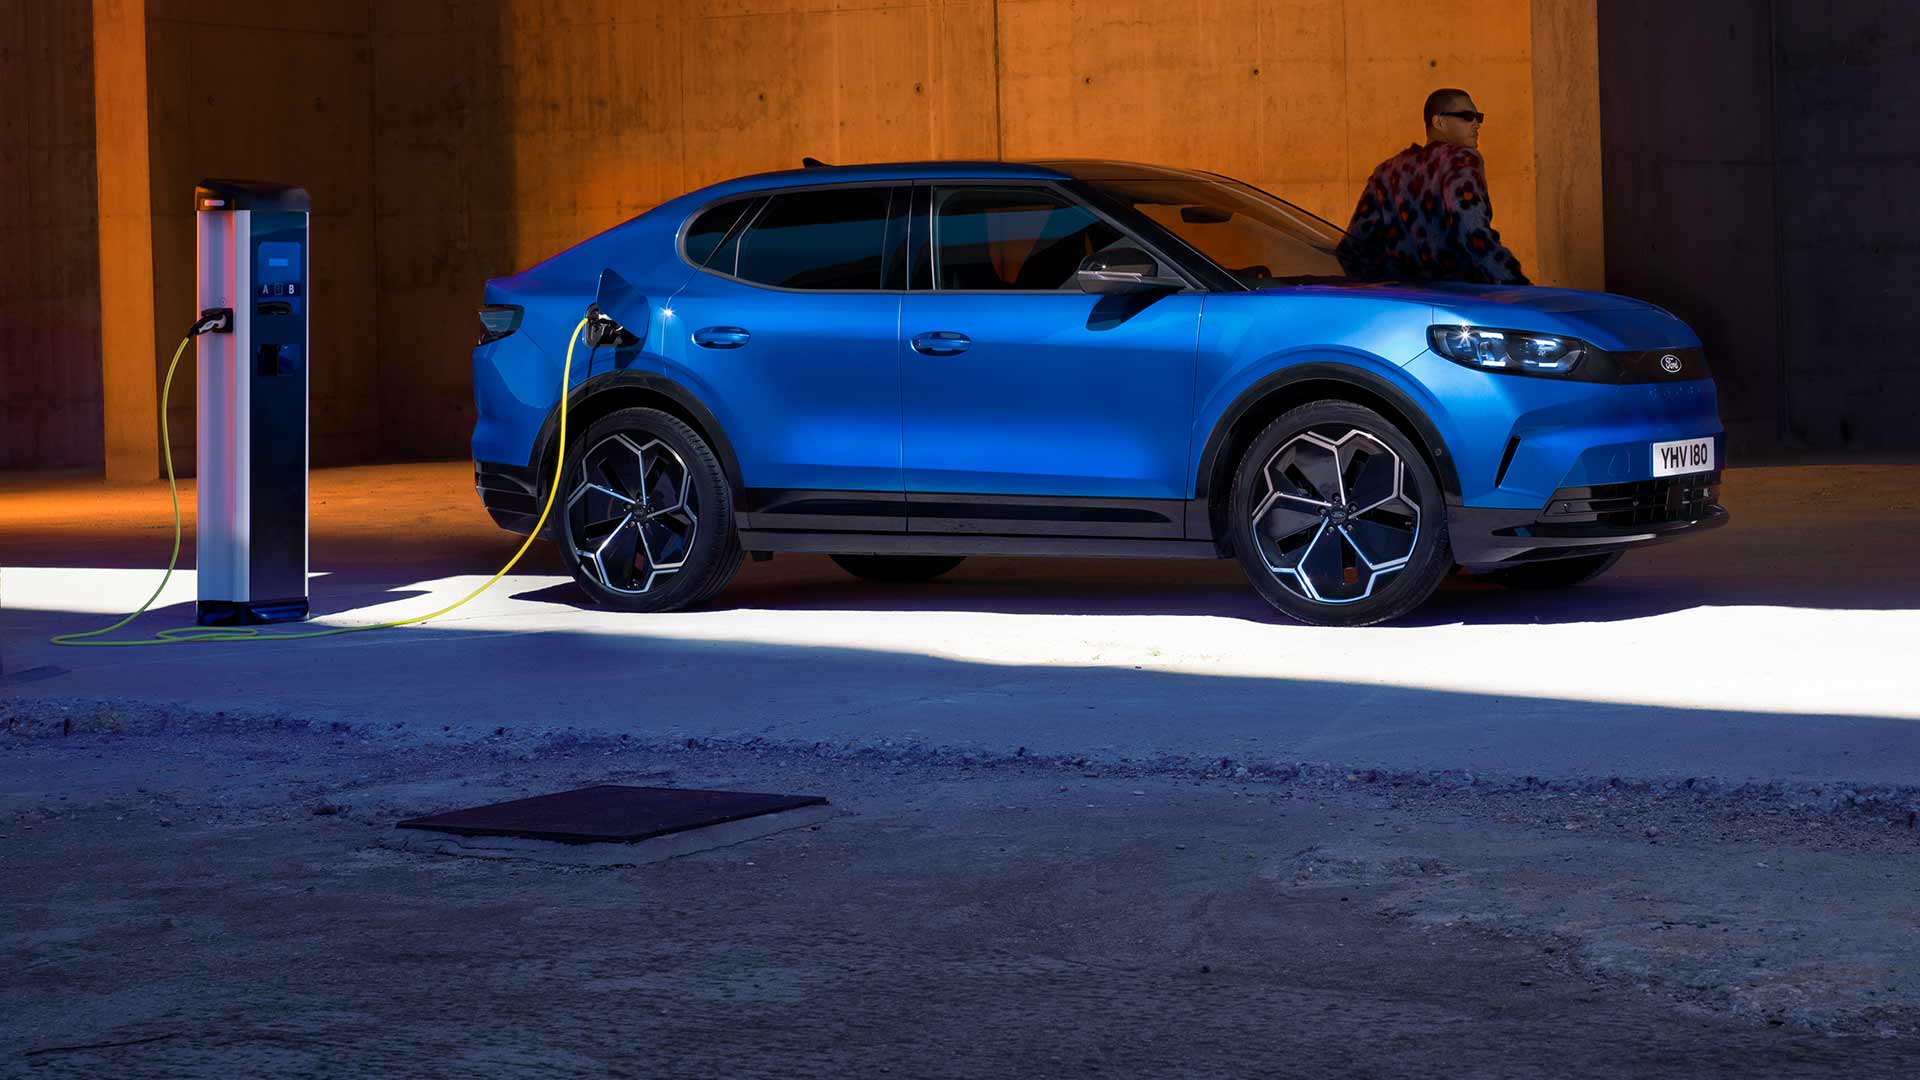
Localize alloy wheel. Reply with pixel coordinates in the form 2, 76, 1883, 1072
565, 432, 699, 595
1248, 428, 1421, 604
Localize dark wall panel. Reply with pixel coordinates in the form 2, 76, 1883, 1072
144, 3, 380, 470
1772, 1, 1920, 450
1598, 0, 1777, 457
369, 5, 512, 463
0, 1, 103, 471
1601, 0, 1920, 453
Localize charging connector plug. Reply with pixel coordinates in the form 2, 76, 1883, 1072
582, 304, 636, 349
191, 308, 233, 336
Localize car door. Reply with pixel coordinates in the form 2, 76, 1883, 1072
664, 183, 908, 531
898, 183, 1203, 536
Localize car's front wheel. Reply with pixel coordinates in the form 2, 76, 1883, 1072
555, 407, 742, 612
1228, 401, 1452, 626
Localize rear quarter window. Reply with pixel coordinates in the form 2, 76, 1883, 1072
683, 198, 756, 269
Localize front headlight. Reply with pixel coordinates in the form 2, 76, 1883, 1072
1429, 325, 1587, 375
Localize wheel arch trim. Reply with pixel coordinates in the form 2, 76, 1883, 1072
1190, 361, 1462, 544
528, 370, 744, 496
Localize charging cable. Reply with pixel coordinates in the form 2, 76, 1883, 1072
51, 313, 591, 646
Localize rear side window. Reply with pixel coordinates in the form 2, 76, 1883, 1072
733, 187, 892, 290
683, 198, 756, 268
932, 187, 1124, 291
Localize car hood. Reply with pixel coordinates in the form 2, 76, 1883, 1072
1254, 282, 1701, 352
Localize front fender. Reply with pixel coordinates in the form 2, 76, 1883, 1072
1190, 357, 1461, 507
1189, 291, 1450, 499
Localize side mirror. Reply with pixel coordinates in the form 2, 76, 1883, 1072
1076, 247, 1184, 295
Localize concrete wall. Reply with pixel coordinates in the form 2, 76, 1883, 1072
94, 0, 160, 481
388, 0, 1549, 461
1600, 1, 1920, 454
1772, 2, 1920, 450
1529, 0, 1602, 291
15, 0, 1578, 473
370, 5, 509, 461
457, 0, 1542, 270
993, 0, 1540, 276
142, 1, 379, 468
1599, 0, 1778, 457
0, 0, 103, 470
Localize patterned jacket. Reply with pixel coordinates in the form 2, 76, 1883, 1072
1336, 141, 1529, 285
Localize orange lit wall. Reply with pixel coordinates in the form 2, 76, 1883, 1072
394, 0, 1586, 463
485, 0, 1553, 273
9, 0, 1598, 476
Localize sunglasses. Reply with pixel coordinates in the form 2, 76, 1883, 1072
1438, 109, 1486, 123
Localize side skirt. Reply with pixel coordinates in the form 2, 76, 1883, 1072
736, 531, 1221, 560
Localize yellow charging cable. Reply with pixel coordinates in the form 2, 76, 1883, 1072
51, 316, 589, 646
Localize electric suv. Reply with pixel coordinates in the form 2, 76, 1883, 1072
471, 161, 1726, 626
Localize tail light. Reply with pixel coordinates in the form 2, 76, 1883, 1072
477, 304, 522, 345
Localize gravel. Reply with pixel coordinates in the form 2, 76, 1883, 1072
5, 696, 1920, 1077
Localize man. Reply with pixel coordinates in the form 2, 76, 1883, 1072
1336, 88, 1529, 285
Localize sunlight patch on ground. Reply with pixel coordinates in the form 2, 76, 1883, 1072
7, 566, 1917, 723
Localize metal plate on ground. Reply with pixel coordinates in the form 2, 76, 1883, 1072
396, 785, 828, 845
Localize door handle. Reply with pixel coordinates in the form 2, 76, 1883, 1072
692, 326, 751, 349
910, 331, 971, 356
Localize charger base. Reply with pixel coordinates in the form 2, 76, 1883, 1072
196, 598, 309, 626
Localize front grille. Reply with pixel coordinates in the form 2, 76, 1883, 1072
1539, 471, 1721, 527
1590, 346, 1711, 383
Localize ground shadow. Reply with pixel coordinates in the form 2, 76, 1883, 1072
6, 602, 1920, 796
10, 539, 1917, 628
504, 558, 1920, 626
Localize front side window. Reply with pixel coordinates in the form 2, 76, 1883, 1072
931, 187, 1126, 291
1087, 178, 1350, 287
732, 187, 892, 290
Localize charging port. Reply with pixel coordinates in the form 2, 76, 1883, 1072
583, 305, 638, 349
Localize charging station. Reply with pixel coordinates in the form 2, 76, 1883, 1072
194, 179, 311, 626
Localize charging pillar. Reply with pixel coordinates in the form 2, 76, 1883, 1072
194, 179, 311, 625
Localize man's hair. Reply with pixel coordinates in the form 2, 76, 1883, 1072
1423, 88, 1471, 129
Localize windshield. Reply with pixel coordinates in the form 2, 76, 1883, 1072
1085, 178, 1353, 288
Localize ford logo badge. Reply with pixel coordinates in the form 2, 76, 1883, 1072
1659, 354, 1683, 374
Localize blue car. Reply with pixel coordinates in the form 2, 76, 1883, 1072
471, 161, 1725, 626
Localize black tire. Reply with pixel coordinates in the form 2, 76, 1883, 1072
1477, 551, 1622, 590
1228, 401, 1452, 626
553, 407, 742, 612
830, 554, 966, 583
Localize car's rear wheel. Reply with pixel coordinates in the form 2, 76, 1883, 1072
830, 554, 966, 583
1228, 401, 1452, 626
1477, 551, 1622, 589
555, 407, 741, 612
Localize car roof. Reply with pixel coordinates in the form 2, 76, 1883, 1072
704, 158, 1225, 195
1028, 160, 1230, 182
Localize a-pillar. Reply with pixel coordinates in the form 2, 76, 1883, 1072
92, 0, 158, 480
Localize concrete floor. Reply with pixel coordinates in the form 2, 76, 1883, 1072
7, 460, 1920, 1075
7, 725, 1920, 1077
3, 460, 1919, 791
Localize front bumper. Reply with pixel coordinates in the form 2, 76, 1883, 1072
1448, 470, 1727, 566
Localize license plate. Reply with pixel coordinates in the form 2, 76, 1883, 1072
1651, 437, 1714, 477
